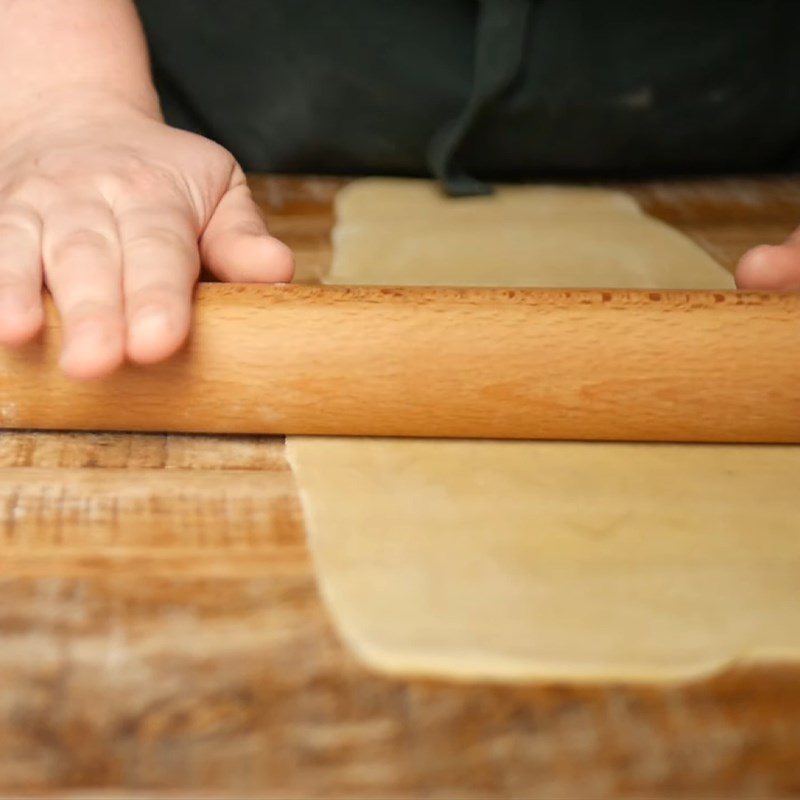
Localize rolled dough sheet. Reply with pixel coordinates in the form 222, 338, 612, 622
331, 178, 735, 289
287, 178, 800, 683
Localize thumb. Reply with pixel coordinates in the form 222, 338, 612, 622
735, 237, 800, 291
200, 178, 294, 283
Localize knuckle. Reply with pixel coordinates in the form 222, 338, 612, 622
49, 199, 111, 226
121, 204, 197, 259
8, 174, 61, 202
52, 228, 115, 263
62, 299, 117, 326
99, 168, 146, 196
128, 281, 186, 310
127, 225, 193, 254
31, 147, 86, 176
0, 204, 40, 240
107, 155, 181, 196
125, 166, 170, 194
123, 202, 191, 231
10, 146, 183, 202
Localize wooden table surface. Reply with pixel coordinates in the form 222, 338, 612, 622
2, 174, 800, 800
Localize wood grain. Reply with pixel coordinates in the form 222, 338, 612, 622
0, 432, 286, 471
2, 174, 800, 799
3, 286, 800, 443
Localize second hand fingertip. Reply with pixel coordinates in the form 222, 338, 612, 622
736, 244, 800, 291
132, 306, 172, 337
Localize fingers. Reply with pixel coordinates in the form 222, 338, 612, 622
42, 201, 125, 379
117, 204, 200, 364
2, 164, 291, 377
736, 230, 800, 291
200, 179, 294, 283
7, 191, 203, 375
0, 202, 44, 345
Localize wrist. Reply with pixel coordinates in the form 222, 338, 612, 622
0, 82, 163, 140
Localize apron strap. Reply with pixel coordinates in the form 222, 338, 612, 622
427, 0, 532, 196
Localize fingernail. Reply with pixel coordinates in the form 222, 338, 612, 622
132, 306, 171, 337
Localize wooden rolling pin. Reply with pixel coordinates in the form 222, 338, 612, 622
1, 283, 799, 443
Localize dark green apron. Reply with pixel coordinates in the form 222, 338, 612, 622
135, 0, 800, 195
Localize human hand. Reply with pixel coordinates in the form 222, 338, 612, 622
736, 228, 800, 291
0, 91, 293, 379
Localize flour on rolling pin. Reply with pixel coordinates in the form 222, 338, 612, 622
287, 178, 800, 683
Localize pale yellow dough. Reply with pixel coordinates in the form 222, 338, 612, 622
287, 178, 800, 683
331, 178, 735, 289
